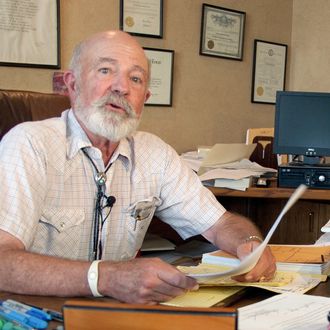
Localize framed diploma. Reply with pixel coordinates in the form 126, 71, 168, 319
120, 0, 163, 38
0, 0, 60, 69
200, 4, 245, 60
251, 40, 288, 104
144, 48, 174, 106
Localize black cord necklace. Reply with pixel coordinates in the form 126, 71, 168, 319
82, 147, 115, 260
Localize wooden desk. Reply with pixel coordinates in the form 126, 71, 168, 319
209, 183, 330, 245
209, 184, 330, 201
1, 279, 329, 329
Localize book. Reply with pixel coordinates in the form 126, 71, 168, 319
201, 245, 330, 276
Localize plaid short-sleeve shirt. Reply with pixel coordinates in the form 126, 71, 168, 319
0, 110, 225, 261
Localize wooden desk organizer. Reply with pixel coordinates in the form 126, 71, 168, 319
63, 300, 237, 330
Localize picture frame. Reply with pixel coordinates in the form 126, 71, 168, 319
200, 4, 245, 60
144, 48, 174, 106
251, 39, 288, 104
120, 0, 163, 38
0, 0, 60, 69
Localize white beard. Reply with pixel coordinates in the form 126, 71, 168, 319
75, 93, 141, 142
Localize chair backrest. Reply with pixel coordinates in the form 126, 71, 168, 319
246, 128, 278, 169
0, 89, 71, 141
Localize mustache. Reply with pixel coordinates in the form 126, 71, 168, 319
92, 93, 136, 117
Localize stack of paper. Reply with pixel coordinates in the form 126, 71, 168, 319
181, 144, 276, 191
201, 245, 330, 276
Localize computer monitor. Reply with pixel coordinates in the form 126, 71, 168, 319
273, 91, 330, 165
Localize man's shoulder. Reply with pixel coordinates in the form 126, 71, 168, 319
132, 131, 174, 153
7, 112, 68, 138
133, 131, 173, 147
130, 131, 179, 168
2, 113, 68, 151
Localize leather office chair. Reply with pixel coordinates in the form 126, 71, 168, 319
0, 89, 71, 141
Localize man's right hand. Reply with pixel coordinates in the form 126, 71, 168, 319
98, 258, 198, 304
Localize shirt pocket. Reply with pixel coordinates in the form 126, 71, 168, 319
125, 197, 162, 254
40, 207, 85, 232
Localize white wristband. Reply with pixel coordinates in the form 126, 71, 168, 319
87, 260, 103, 297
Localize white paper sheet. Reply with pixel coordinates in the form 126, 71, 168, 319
202, 144, 257, 167
186, 184, 307, 280
238, 293, 330, 330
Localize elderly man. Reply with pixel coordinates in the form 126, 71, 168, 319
0, 30, 275, 304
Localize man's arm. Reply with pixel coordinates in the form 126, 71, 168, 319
0, 229, 197, 304
202, 211, 276, 282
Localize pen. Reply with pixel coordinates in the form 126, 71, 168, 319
0, 308, 34, 330
2, 299, 51, 321
0, 305, 48, 329
25, 303, 63, 323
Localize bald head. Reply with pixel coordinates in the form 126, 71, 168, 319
69, 30, 149, 83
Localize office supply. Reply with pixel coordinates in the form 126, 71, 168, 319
2, 299, 51, 321
63, 300, 237, 330
24, 303, 63, 323
0, 313, 32, 330
179, 262, 325, 294
182, 185, 307, 280
0, 306, 34, 329
238, 292, 330, 330
0, 305, 48, 329
202, 245, 330, 276
162, 286, 246, 308
203, 177, 253, 191
201, 143, 256, 167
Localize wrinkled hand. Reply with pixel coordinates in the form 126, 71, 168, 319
232, 241, 276, 282
99, 258, 198, 304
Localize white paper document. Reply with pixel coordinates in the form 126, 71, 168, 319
199, 168, 258, 181
238, 293, 330, 330
185, 185, 307, 280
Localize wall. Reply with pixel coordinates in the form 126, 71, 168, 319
0, 0, 293, 153
290, 0, 330, 91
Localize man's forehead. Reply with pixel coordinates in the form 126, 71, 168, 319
83, 38, 148, 69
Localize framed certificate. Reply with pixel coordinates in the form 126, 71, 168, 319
144, 48, 174, 106
120, 0, 163, 38
0, 0, 60, 68
200, 4, 245, 60
251, 40, 288, 104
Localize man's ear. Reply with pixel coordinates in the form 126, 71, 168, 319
63, 70, 78, 100
144, 89, 151, 102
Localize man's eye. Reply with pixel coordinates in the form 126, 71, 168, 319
131, 76, 142, 84
99, 68, 111, 74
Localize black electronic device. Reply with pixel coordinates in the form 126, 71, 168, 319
273, 91, 330, 165
278, 163, 330, 189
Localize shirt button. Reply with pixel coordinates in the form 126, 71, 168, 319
60, 222, 65, 228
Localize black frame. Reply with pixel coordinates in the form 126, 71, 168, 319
144, 47, 174, 107
251, 39, 288, 104
0, 0, 60, 69
120, 0, 163, 38
200, 3, 245, 61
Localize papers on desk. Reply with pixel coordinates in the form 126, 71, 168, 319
202, 245, 330, 276
162, 287, 245, 308
180, 185, 307, 281
238, 293, 330, 330
181, 144, 262, 174
201, 143, 257, 167
181, 145, 276, 191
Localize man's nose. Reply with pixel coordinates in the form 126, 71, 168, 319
111, 74, 129, 95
